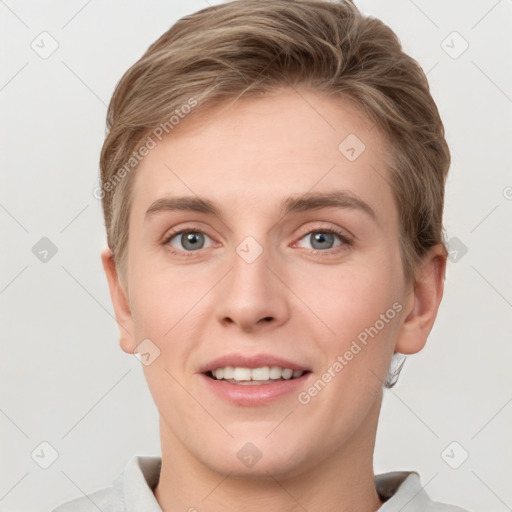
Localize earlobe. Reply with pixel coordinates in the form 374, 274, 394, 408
394, 244, 447, 355
100, 247, 137, 354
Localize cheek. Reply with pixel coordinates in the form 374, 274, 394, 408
293, 260, 401, 332
293, 263, 403, 421
289, 255, 404, 385
128, 247, 200, 324
127, 256, 221, 369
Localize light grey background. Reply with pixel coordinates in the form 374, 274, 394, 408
1, 1, 511, 511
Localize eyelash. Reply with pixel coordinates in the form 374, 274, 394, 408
294, 226, 353, 255
162, 227, 217, 258
162, 225, 353, 258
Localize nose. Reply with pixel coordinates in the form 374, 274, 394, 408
215, 243, 290, 333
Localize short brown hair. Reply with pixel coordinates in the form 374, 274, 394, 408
100, 0, 450, 308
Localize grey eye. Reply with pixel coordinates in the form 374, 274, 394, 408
171, 231, 208, 251
309, 232, 335, 250
295, 229, 347, 252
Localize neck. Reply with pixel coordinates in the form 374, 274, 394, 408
154, 396, 383, 512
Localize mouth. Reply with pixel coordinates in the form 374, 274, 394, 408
199, 355, 313, 406
198, 352, 313, 407
205, 366, 311, 385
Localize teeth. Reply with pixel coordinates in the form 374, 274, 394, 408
251, 366, 270, 380
269, 366, 283, 379
211, 366, 304, 381
233, 367, 251, 381
223, 366, 234, 379
282, 368, 293, 379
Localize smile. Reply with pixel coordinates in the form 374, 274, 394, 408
207, 366, 306, 385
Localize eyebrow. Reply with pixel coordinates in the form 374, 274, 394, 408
281, 191, 376, 221
144, 190, 377, 222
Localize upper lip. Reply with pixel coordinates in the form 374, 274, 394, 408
199, 353, 311, 374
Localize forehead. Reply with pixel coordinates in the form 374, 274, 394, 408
130, 88, 396, 228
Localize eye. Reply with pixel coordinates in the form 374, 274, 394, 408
166, 230, 214, 252
296, 228, 350, 251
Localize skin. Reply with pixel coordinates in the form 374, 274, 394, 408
102, 88, 446, 512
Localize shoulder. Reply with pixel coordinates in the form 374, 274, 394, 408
50, 455, 162, 512
376, 471, 470, 512
51, 486, 118, 512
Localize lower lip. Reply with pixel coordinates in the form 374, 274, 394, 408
199, 373, 311, 406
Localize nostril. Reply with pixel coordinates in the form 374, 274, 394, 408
262, 317, 273, 322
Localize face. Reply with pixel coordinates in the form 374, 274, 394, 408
107, 88, 430, 479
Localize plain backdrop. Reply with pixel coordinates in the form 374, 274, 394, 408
1, 1, 511, 511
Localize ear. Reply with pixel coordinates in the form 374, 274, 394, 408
101, 247, 137, 354
394, 244, 447, 355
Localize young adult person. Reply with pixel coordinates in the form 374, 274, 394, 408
54, 1, 467, 510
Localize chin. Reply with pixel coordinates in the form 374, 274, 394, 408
194, 435, 315, 480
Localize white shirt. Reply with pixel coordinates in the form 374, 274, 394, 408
52, 456, 469, 511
